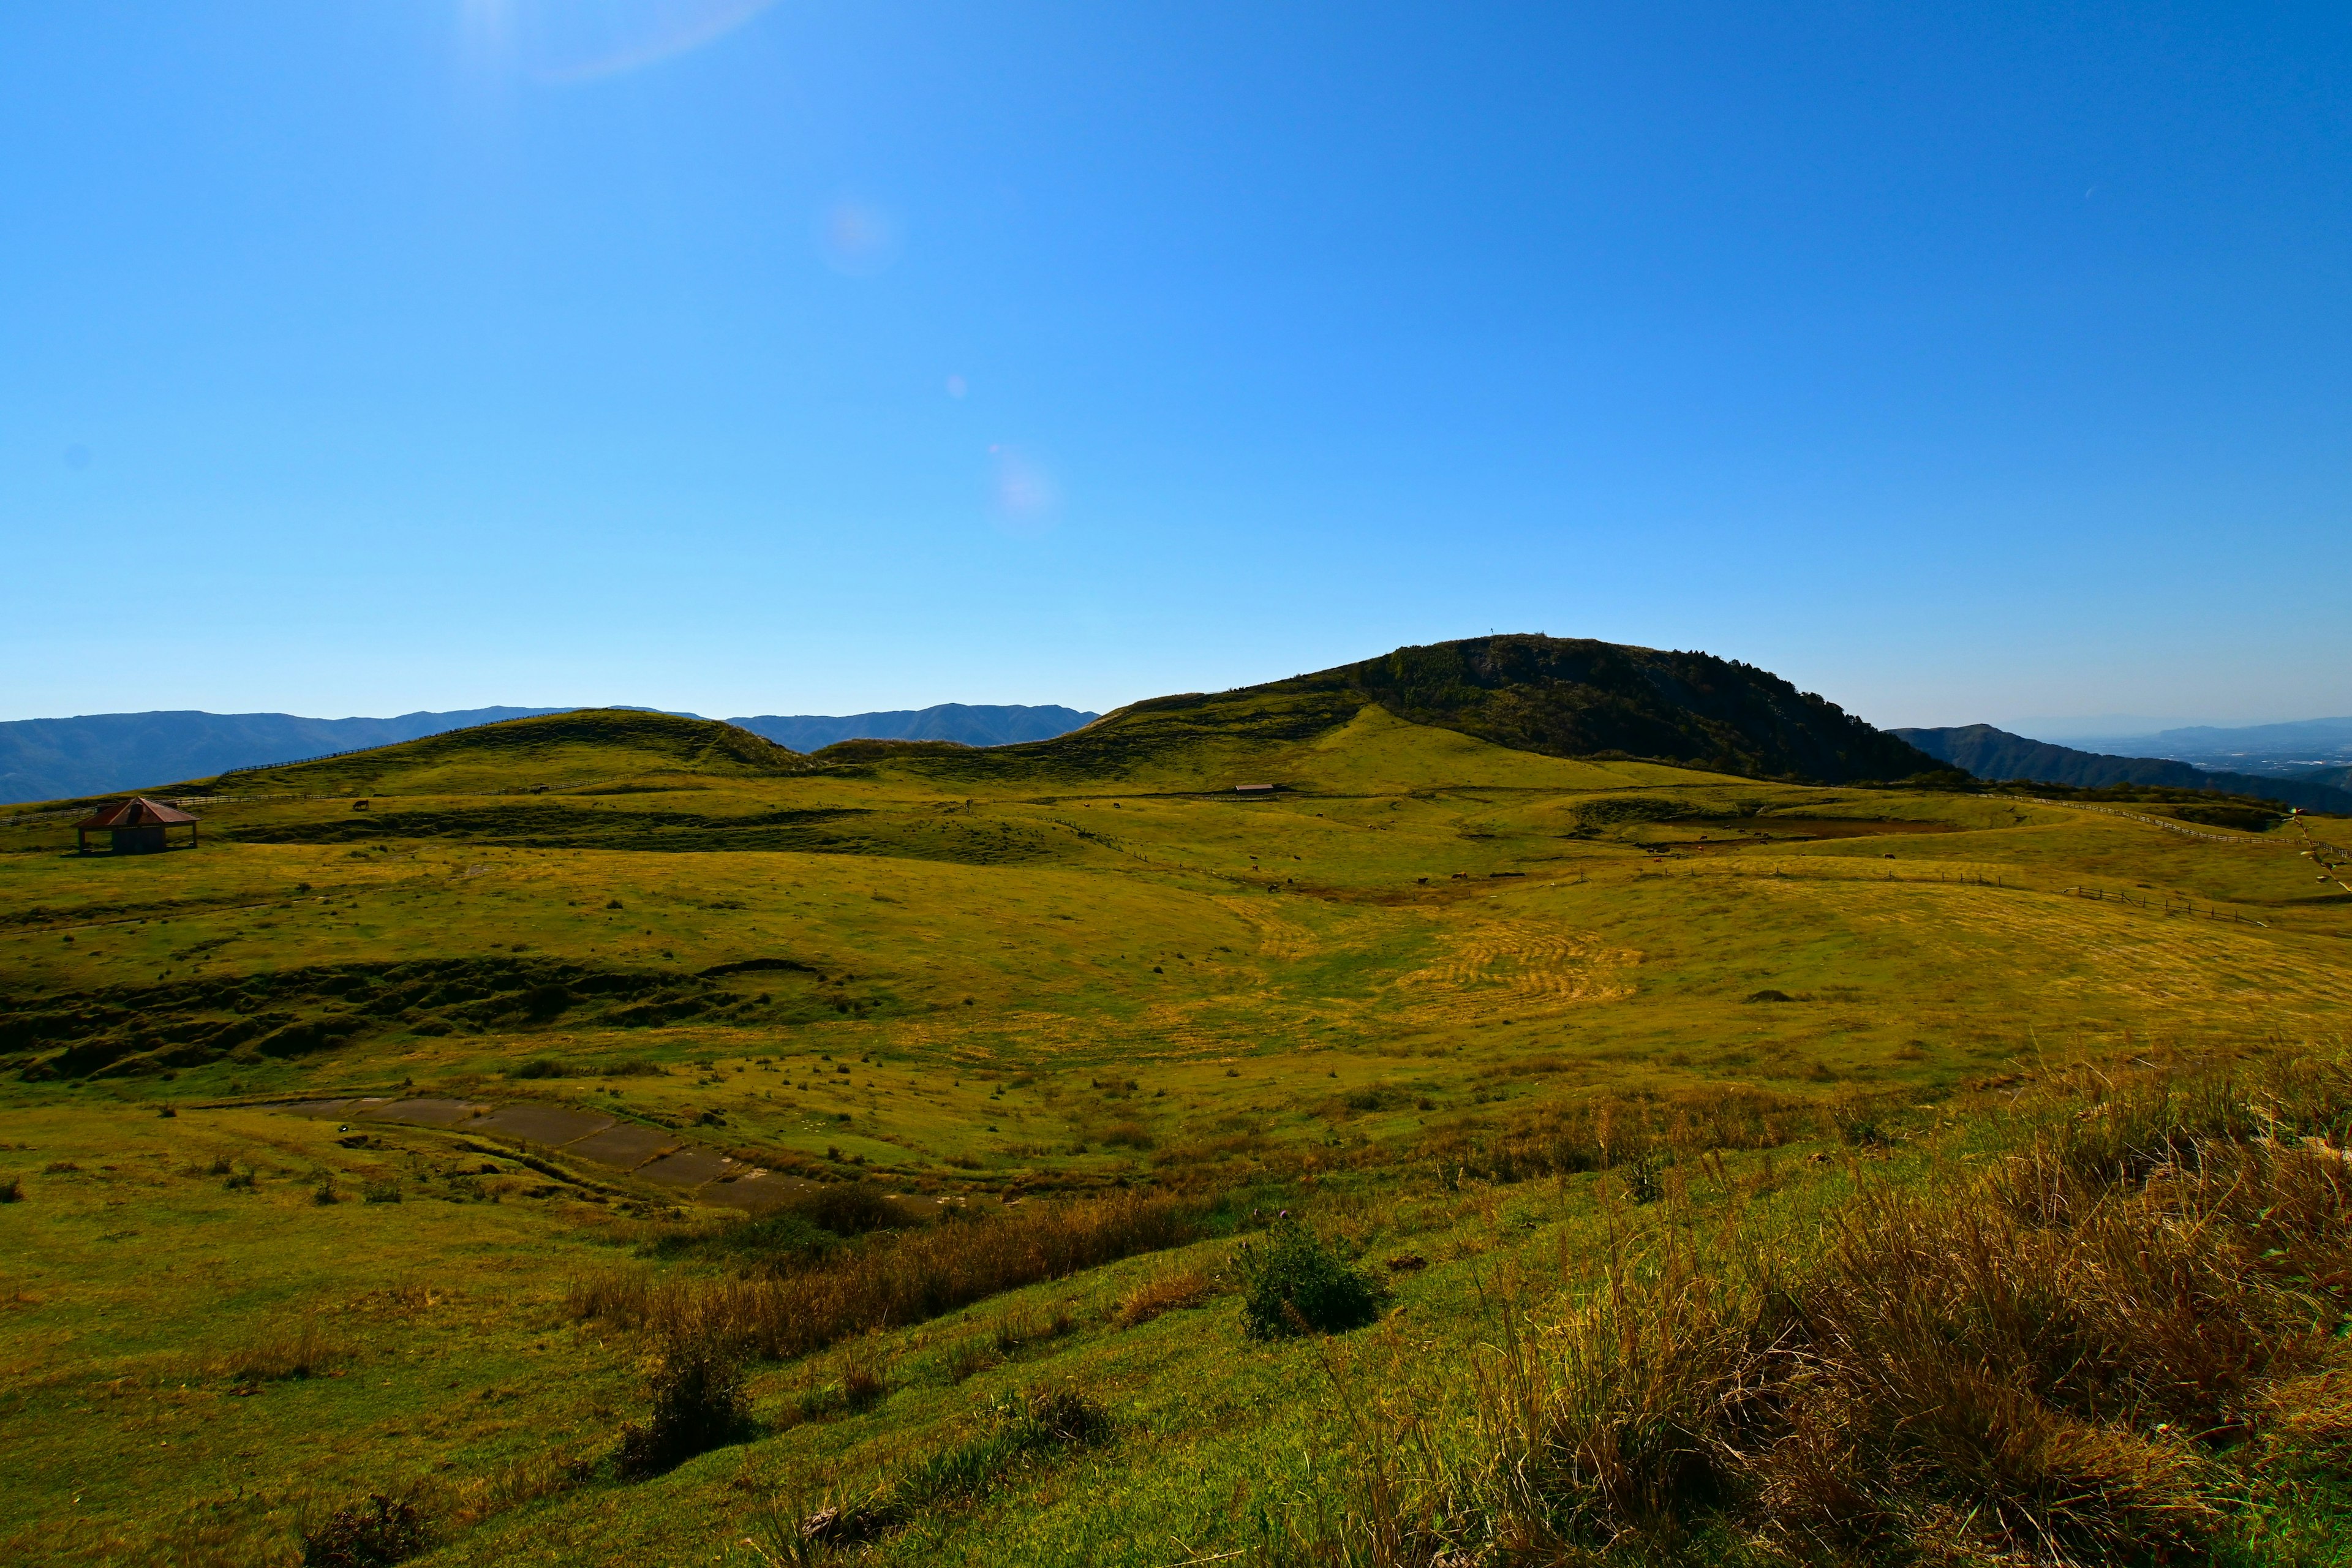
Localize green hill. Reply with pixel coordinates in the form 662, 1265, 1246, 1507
202, 709, 805, 795
823, 633, 1939, 790
1316, 633, 1939, 782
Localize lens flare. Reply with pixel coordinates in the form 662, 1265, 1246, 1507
462, 0, 779, 85
988, 445, 1059, 538
818, 202, 900, 276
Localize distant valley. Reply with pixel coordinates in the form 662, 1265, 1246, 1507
1893, 723, 2352, 815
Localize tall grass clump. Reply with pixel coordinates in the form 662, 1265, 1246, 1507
617, 1332, 753, 1477
571, 1190, 1206, 1361
1387, 1057, 2352, 1566
221, 1322, 348, 1385
299, 1493, 428, 1567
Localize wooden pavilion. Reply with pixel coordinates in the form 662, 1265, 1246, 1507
74, 797, 200, 855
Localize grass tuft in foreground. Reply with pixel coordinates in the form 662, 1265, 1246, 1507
1356, 1058, 2352, 1566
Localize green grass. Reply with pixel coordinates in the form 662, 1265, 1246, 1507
1, 702, 2348, 1564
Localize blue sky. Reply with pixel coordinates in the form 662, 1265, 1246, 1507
4, 3, 2348, 731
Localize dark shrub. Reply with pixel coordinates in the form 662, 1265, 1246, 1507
645, 1208, 835, 1270
1235, 1214, 1382, 1339
2165, 801, 2278, 833
521, 984, 576, 1022
300, 1493, 427, 1567
798, 1182, 899, 1237
617, 1334, 753, 1477
506, 1057, 570, 1079
0, 1175, 20, 1203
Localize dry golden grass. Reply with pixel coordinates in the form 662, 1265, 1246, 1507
213, 1320, 349, 1385
1372, 1057, 2352, 1566
1114, 1268, 1215, 1328
569, 1189, 1205, 1361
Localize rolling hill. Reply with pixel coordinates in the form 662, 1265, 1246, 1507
815, 634, 1943, 790
194, 709, 806, 796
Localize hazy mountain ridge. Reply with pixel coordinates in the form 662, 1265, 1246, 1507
728, 704, 1098, 752
1893, 723, 2352, 815
2059, 716, 2352, 775
0, 703, 1104, 804
0, 707, 573, 805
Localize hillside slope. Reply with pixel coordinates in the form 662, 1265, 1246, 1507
1893, 723, 2352, 813
1288, 635, 1937, 783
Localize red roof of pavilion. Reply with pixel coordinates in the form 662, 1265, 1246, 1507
74, 797, 198, 829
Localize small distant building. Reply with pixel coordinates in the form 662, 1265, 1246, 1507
1234, 783, 1275, 793
74, 797, 200, 855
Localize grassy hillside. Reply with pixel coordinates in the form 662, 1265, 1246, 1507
3, 673, 2350, 1566
203, 709, 805, 796
1302, 633, 1940, 782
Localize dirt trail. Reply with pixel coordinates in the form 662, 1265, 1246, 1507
268, 1095, 810, 1210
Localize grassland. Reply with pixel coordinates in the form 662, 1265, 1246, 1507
3, 705, 2349, 1566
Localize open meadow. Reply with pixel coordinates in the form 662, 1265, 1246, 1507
5, 700, 2351, 1566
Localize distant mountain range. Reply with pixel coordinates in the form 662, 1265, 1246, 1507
728, 705, 1097, 752
0, 703, 1101, 804
0, 707, 574, 806
1893, 724, 2352, 815
2037, 716, 2352, 777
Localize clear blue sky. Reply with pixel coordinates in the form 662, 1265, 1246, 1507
5, 2, 2349, 731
